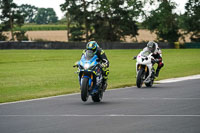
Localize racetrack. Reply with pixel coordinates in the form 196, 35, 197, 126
0, 79, 200, 133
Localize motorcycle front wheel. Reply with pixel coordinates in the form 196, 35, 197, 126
136, 69, 145, 88
81, 78, 89, 102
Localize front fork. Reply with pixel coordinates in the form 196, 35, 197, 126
80, 73, 94, 90
136, 64, 153, 82
136, 64, 148, 76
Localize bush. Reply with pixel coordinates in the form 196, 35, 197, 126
0, 32, 8, 41
14, 31, 29, 41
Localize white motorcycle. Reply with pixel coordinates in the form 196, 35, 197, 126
134, 50, 156, 88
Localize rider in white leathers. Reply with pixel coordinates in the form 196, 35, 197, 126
143, 41, 164, 77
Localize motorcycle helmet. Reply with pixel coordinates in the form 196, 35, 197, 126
86, 41, 98, 54
147, 41, 156, 52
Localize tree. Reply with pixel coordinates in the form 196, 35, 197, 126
61, 0, 93, 42
18, 4, 38, 23
91, 0, 143, 41
143, 0, 180, 42
0, 0, 25, 40
179, 0, 200, 42
14, 31, 28, 41
0, 19, 8, 40
34, 8, 58, 24
60, 0, 144, 42
0, 32, 8, 41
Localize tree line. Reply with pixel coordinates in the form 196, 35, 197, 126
0, 0, 58, 41
0, 0, 199, 42
60, 0, 199, 42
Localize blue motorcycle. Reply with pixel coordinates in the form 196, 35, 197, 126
74, 50, 104, 102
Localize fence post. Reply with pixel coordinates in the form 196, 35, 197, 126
174, 42, 180, 49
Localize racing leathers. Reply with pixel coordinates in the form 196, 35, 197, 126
82, 47, 109, 90
143, 43, 164, 77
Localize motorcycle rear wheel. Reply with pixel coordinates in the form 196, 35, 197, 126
92, 91, 103, 102
145, 71, 155, 87
145, 80, 154, 87
81, 78, 89, 102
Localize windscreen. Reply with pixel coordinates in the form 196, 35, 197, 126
85, 50, 94, 60
141, 50, 151, 57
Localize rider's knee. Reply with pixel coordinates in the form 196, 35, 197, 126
158, 62, 164, 68
105, 69, 109, 76
103, 68, 109, 75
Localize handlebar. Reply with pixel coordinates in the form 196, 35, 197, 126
151, 58, 160, 64
73, 65, 78, 68
133, 56, 137, 60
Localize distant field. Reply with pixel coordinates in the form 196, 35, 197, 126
0, 49, 200, 103
4, 30, 191, 42
3, 24, 191, 42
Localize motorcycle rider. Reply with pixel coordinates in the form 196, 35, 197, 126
134, 41, 164, 77
144, 41, 164, 77
75, 41, 109, 91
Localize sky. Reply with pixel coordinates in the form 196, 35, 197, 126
13, 0, 188, 20
13, 0, 66, 19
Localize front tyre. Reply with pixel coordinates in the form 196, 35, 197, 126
81, 78, 89, 102
136, 69, 144, 88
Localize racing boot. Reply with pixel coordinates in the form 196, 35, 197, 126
155, 69, 160, 77
151, 68, 155, 79
102, 78, 108, 92
102, 67, 109, 91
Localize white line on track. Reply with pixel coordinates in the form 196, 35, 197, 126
119, 98, 200, 100
0, 93, 80, 106
0, 114, 200, 117
155, 74, 200, 83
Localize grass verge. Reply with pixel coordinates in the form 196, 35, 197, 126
0, 49, 200, 103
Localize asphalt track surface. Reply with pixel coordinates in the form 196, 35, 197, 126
0, 79, 200, 133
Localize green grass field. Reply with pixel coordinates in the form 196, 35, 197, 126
0, 49, 200, 103
14, 24, 67, 31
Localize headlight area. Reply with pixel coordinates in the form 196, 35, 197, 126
84, 63, 90, 70
83, 63, 95, 70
